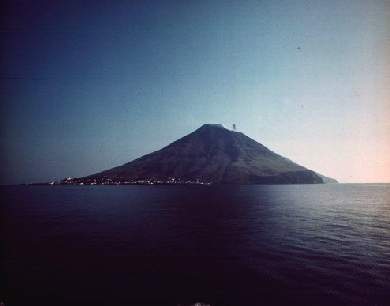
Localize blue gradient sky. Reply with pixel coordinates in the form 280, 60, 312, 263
1, 0, 389, 184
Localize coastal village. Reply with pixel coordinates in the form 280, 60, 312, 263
54, 177, 212, 186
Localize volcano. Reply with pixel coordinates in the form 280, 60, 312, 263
71, 124, 336, 185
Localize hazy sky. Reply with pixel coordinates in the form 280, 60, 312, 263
1, 0, 389, 184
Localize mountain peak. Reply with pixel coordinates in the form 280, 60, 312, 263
69, 124, 337, 185
199, 123, 226, 129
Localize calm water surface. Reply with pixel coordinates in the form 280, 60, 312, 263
1, 184, 390, 305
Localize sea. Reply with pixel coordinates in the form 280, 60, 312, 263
1, 184, 390, 306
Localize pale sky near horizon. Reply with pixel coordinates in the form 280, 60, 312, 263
1, 0, 389, 184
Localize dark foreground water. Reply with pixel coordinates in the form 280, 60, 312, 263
1, 184, 390, 306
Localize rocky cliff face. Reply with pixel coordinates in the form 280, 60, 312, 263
79, 124, 335, 184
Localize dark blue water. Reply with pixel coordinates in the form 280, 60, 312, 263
1, 184, 390, 306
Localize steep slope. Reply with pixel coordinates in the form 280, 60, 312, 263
74, 124, 335, 184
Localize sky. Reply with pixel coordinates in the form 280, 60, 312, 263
1, 0, 389, 184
